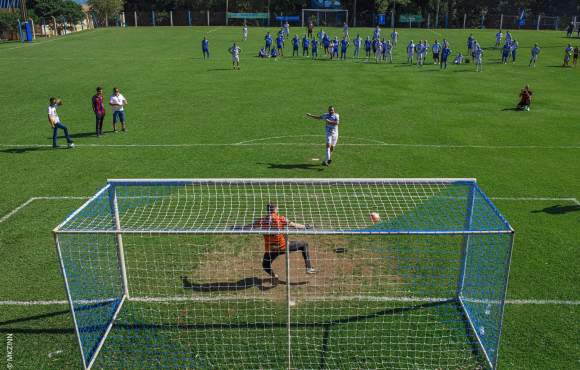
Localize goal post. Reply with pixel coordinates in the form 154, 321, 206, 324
54, 178, 514, 369
302, 8, 348, 27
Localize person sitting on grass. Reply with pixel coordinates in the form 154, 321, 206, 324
453, 52, 464, 65
258, 48, 267, 58
517, 85, 533, 111
270, 47, 278, 59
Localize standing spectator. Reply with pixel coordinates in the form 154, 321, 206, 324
201, 36, 209, 59
511, 39, 519, 63
440, 45, 451, 69
407, 40, 415, 64
292, 34, 300, 56
311, 37, 318, 59
91, 87, 105, 137
474, 44, 484, 72
501, 42, 511, 64
390, 29, 398, 47
529, 43, 541, 67
307, 20, 314, 38
264, 32, 272, 52
495, 30, 503, 47
364, 36, 372, 61
47, 97, 74, 149
302, 35, 310, 56
353, 34, 361, 58
566, 22, 574, 38
340, 37, 349, 60
563, 44, 573, 67
242, 23, 248, 41
432, 40, 441, 64
109, 88, 128, 132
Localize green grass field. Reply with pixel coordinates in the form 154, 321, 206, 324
0, 26, 578, 369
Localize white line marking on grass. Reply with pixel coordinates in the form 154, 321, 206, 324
0, 297, 578, 306
1, 141, 578, 149
0, 196, 89, 224
1, 33, 88, 51
491, 197, 580, 203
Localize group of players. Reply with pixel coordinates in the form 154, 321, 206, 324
202, 22, 579, 72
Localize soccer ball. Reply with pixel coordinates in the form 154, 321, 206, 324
370, 212, 381, 223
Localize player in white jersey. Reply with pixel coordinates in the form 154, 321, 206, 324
343, 22, 349, 39
390, 29, 398, 46
375, 40, 383, 63
495, 30, 503, 47
306, 106, 340, 166
474, 43, 483, 72
228, 43, 242, 70
242, 24, 248, 41
384, 40, 393, 63
407, 40, 415, 64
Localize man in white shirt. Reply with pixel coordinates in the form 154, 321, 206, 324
47, 97, 74, 149
229, 42, 241, 70
109, 87, 128, 132
306, 106, 340, 166
242, 23, 248, 41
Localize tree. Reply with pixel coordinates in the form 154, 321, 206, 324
33, 0, 85, 23
0, 12, 19, 35
87, 0, 124, 26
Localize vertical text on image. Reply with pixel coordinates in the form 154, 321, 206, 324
5, 334, 13, 369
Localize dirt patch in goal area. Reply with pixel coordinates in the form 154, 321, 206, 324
182, 235, 403, 303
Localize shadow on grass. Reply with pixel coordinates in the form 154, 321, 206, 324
206, 68, 235, 71
47, 131, 97, 140
0, 147, 50, 154
531, 204, 580, 214
259, 162, 324, 171
501, 107, 520, 111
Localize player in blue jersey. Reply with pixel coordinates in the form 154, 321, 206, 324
201, 36, 209, 59
322, 33, 330, 55
563, 44, 573, 67
467, 34, 474, 57
302, 35, 310, 56
265, 32, 273, 52
501, 42, 511, 64
292, 35, 300, 56
311, 38, 318, 59
332, 39, 339, 59
353, 35, 361, 58
415, 41, 424, 66
453, 52, 464, 64
529, 43, 540, 67
306, 106, 340, 166
364, 36, 372, 60
270, 47, 278, 59
505, 31, 512, 45
440, 45, 451, 69
510, 39, 519, 63
340, 38, 349, 60
276, 34, 284, 56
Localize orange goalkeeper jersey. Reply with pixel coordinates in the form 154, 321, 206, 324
255, 213, 288, 251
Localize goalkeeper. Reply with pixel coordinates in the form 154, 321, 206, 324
249, 203, 317, 281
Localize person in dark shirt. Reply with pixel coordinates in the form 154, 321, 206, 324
91, 87, 105, 137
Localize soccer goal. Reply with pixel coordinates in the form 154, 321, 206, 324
302, 8, 348, 27
54, 178, 514, 369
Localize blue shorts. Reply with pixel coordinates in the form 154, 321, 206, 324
113, 110, 126, 123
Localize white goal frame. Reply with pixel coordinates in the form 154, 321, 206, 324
54, 178, 514, 370
301, 8, 349, 27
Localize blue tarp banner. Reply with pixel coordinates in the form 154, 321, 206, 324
275, 16, 300, 22
310, 0, 342, 9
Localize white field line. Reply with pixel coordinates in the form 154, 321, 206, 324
0, 196, 89, 224
0, 141, 579, 150
0, 296, 578, 306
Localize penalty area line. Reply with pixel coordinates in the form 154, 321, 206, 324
0, 196, 89, 224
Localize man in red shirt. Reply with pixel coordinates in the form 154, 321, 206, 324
517, 85, 533, 111
249, 203, 316, 282
92, 87, 105, 137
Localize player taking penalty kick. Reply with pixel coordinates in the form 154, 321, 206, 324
306, 106, 340, 166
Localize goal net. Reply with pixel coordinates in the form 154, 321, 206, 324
302, 9, 348, 27
54, 178, 514, 369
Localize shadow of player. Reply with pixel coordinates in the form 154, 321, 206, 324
531, 204, 580, 215
259, 162, 324, 171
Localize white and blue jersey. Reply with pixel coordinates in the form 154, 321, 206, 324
321, 113, 340, 146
